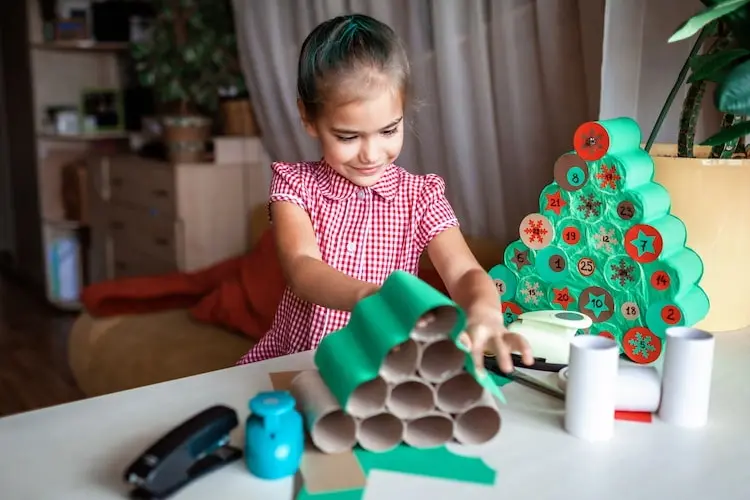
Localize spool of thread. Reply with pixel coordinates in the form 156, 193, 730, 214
515, 276, 551, 310
607, 182, 671, 229
535, 245, 573, 284
503, 240, 536, 276
573, 117, 642, 161
658, 326, 715, 428
564, 335, 620, 441
589, 149, 655, 194
539, 182, 572, 220
603, 253, 643, 293
558, 364, 662, 412
569, 185, 606, 224
624, 215, 687, 265
645, 286, 710, 337
642, 247, 704, 300
488, 264, 518, 302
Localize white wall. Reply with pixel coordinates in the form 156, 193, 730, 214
599, 0, 722, 145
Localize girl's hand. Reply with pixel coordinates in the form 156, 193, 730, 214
459, 303, 534, 374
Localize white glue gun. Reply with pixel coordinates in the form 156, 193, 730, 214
507, 310, 592, 367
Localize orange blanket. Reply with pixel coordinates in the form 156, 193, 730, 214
81, 229, 448, 340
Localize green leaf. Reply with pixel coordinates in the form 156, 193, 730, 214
688, 48, 750, 82
700, 119, 750, 145
715, 59, 750, 112
669, 0, 750, 42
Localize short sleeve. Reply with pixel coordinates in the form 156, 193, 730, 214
268, 162, 309, 212
416, 174, 459, 250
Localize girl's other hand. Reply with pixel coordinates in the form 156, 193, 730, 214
462, 304, 534, 375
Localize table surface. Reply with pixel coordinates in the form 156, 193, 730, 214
2, 329, 750, 500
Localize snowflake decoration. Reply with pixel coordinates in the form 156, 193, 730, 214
519, 281, 541, 305
523, 219, 548, 244
595, 164, 621, 190
628, 332, 656, 360
610, 259, 635, 286
593, 226, 617, 252
576, 194, 602, 219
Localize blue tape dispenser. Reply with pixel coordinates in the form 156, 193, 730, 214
245, 390, 304, 480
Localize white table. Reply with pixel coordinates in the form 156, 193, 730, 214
2, 329, 750, 500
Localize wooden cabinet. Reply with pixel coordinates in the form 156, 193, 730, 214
87, 152, 270, 283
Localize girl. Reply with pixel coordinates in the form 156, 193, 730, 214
237, 13, 533, 374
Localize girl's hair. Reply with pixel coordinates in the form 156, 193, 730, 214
297, 14, 411, 120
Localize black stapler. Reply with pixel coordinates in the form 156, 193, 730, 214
123, 405, 243, 499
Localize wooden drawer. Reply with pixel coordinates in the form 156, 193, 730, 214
111, 244, 179, 279
107, 156, 176, 216
106, 203, 183, 268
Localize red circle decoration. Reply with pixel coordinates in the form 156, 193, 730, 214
624, 224, 664, 264
573, 121, 610, 161
500, 301, 523, 326
598, 331, 615, 340
561, 226, 581, 246
661, 305, 682, 325
650, 270, 671, 291
622, 327, 662, 364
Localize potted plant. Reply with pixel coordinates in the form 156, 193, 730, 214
131, 0, 241, 162
646, 0, 750, 331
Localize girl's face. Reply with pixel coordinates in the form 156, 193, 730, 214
300, 86, 404, 187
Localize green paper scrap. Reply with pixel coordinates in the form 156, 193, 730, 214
295, 445, 497, 500
491, 116, 710, 364
315, 270, 505, 409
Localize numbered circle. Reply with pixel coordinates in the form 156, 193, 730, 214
577, 257, 596, 277
573, 121, 610, 161
553, 153, 590, 192
578, 286, 615, 323
621, 301, 640, 321
488, 264, 518, 301
624, 224, 664, 264
519, 213, 554, 250
500, 301, 523, 326
536, 246, 570, 284
505, 242, 534, 272
622, 327, 662, 364
650, 270, 671, 291
548, 254, 566, 272
561, 226, 581, 246
661, 305, 682, 325
550, 287, 576, 310
617, 200, 636, 221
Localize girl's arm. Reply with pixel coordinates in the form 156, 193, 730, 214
271, 200, 379, 311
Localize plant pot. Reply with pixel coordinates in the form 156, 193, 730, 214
649, 143, 750, 332
220, 98, 260, 137
162, 115, 212, 163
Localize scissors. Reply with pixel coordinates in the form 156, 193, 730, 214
484, 355, 565, 401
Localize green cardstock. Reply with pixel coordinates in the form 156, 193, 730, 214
314, 270, 506, 409
295, 445, 497, 500
492, 116, 710, 365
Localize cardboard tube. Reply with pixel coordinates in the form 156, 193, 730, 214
380, 338, 419, 383
454, 389, 502, 445
346, 376, 389, 419
558, 364, 662, 412
410, 306, 460, 342
435, 372, 483, 413
356, 413, 404, 453
290, 370, 358, 454
564, 335, 619, 441
417, 338, 465, 383
403, 412, 455, 448
658, 327, 715, 428
386, 378, 435, 419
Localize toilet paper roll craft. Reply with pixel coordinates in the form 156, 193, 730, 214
490, 116, 710, 367
245, 391, 304, 480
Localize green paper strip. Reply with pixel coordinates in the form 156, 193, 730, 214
607, 181, 671, 229
638, 214, 688, 259
590, 117, 643, 157
295, 445, 497, 500
315, 271, 465, 410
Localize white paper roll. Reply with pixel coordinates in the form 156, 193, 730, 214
558, 364, 662, 412
658, 327, 715, 428
564, 335, 619, 441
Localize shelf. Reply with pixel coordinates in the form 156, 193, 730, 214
37, 131, 130, 142
31, 40, 130, 52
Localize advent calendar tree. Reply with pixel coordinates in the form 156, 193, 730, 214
489, 117, 710, 364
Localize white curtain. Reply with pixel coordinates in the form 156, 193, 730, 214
231, 0, 604, 242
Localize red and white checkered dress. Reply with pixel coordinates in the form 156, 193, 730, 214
236, 160, 459, 364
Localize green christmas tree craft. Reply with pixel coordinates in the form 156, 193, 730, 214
489, 117, 710, 364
